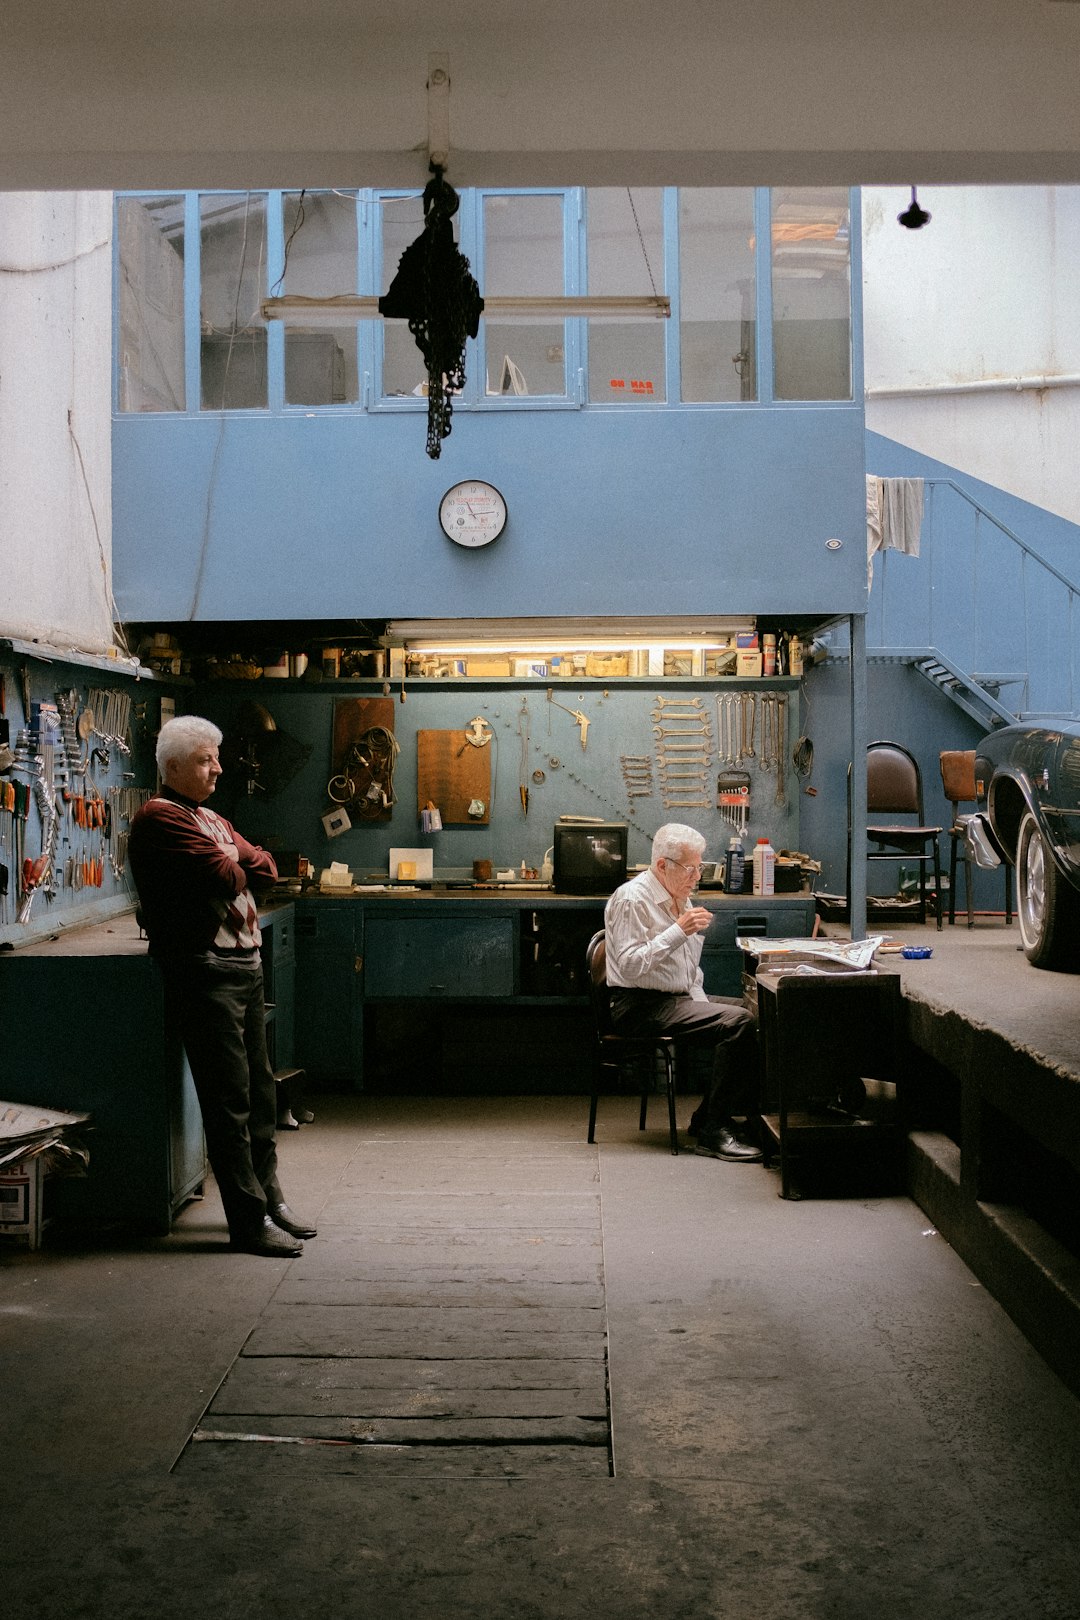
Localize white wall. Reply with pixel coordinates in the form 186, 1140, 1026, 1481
0, 193, 115, 652
863, 185, 1080, 525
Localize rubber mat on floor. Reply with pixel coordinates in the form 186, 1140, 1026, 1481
175, 1139, 611, 1479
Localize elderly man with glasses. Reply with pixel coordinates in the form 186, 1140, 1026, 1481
603, 822, 762, 1161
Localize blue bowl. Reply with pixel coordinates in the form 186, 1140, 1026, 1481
901, 946, 933, 959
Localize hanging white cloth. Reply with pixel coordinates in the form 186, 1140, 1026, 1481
867, 475, 924, 586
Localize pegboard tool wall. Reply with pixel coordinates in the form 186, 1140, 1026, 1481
198, 680, 802, 877
0, 646, 164, 950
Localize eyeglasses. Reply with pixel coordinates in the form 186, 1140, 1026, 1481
667, 859, 704, 876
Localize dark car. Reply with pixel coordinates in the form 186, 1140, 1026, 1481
975, 722, 1080, 969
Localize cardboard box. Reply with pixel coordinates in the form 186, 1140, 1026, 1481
467, 657, 511, 678
586, 653, 629, 677
736, 650, 763, 677
0, 1156, 44, 1249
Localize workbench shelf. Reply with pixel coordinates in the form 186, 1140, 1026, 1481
292, 891, 816, 1090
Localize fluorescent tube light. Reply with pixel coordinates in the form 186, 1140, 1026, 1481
262, 294, 671, 323
386, 617, 750, 651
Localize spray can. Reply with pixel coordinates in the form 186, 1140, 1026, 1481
724, 835, 746, 895
752, 836, 775, 896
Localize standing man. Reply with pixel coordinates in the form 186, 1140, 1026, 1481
129, 715, 317, 1256
604, 822, 763, 1162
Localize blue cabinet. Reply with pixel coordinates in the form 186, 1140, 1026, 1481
0, 916, 205, 1233
260, 902, 296, 1068
293, 900, 364, 1083
364, 914, 517, 998
290, 890, 817, 1090
700, 897, 818, 996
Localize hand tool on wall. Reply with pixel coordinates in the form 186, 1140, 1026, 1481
545, 689, 590, 751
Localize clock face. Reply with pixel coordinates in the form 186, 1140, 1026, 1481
439, 480, 507, 548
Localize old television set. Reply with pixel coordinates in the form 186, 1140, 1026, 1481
552, 821, 628, 895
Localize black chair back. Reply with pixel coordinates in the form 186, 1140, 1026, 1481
586, 929, 614, 1038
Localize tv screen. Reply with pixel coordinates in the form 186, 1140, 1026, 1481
553, 822, 628, 895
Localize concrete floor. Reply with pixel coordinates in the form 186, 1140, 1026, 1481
4, 1065, 1080, 1619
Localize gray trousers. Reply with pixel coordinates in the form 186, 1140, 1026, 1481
609, 988, 759, 1133
161, 951, 282, 1239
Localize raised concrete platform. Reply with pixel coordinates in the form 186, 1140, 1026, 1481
826, 917, 1080, 1396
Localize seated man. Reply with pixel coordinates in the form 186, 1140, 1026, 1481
603, 822, 763, 1162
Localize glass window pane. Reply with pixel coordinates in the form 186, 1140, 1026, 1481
380, 192, 432, 398
678, 190, 757, 402
771, 188, 851, 401
483, 194, 567, 398
586, 188, 665, 404
117, 195, 185, 412
200, 193, 267, 410
282, 191, 358, 405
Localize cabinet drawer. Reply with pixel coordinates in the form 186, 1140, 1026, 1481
364, 917, 515, 998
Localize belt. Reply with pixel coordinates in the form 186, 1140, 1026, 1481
208, 945, 259, 959
609, 984, 685, 997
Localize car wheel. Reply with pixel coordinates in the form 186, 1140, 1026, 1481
1016, 809, 1080, 970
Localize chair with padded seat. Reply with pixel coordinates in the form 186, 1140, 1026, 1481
939, 749, 1013, 928
585, 929, 682, 1155
847, 741, 943, 929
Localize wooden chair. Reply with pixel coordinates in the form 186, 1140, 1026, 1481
848, 741, 943, 928
939, 749, 1013, 928
585, 930, 682, 1155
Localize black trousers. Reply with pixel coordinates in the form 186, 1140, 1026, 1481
160, 952, 282, 1238
609, 989, 760, 1134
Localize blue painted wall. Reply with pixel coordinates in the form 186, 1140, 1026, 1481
865, 433, 1080, 719
112, 404, 867, 623
197, 679, 803, 881
796, 656, 1009, 910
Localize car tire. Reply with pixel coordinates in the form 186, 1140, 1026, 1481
1016, 809, 1080, 970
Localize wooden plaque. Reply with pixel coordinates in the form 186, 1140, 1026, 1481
416, 729, 492, 826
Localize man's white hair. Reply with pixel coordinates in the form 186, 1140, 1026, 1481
156, 714, 223, 776
651, 823, 707, 865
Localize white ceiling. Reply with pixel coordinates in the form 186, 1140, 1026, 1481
3, 1, 1080, 191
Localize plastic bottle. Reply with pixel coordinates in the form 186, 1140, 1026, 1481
724, 835, 745, 895
752, 836, 775, 896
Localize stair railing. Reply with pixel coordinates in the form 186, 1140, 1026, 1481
868, 478, 1080, 720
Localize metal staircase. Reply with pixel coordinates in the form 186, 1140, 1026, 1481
866, 477, 1080, 727
867, 648, 1021, 729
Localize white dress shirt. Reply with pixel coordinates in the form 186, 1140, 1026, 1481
603, 867, 706, 994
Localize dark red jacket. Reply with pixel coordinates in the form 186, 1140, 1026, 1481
128, 788, 278, 955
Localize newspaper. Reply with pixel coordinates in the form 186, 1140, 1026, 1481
0, 1100, 91, 1168
736, 935, 885, 972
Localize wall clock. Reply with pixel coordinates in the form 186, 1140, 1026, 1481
439, 480, 507, 548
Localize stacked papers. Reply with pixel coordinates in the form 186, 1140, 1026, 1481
0, 1100, 91, 1169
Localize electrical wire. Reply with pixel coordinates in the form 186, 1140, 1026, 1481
792, 734, 814, 782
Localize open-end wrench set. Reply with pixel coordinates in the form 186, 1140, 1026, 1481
1, 679, 149, 927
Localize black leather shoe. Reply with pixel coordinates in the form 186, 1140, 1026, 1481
231, 1216, 303, 1257
268, 1201, 317, 1239
694, 1128, 764, 1163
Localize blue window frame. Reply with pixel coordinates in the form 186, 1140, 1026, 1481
114, 187, 859, 417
